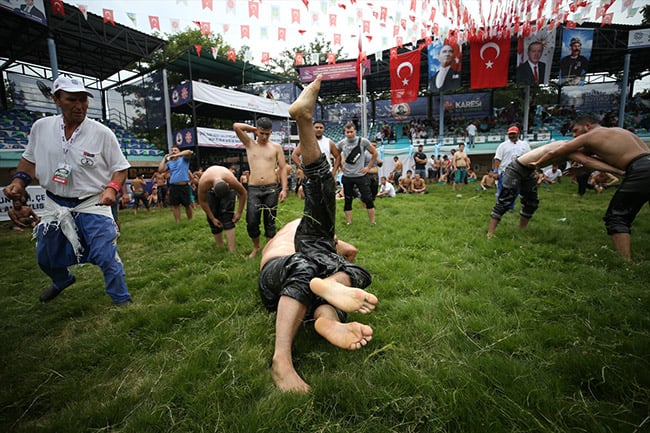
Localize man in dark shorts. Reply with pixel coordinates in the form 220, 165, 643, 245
533, 114, 650, 260
158, 146, 193, 223
197, 165, 247, 253
258, 75, 378, 393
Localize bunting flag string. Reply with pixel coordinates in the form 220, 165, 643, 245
68, 0, 632, 67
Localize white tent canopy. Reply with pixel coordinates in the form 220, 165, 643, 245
191, 81, 290, 118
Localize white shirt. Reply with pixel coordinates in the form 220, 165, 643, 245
466, 124, 477, 136
23, 115, 130, 198
379, 182, 396, 197
494, 139, 531, 174
317, 135, 333, 169
543, 167, 562, 182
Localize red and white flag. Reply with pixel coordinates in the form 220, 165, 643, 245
390, 48, 421, 105
356, 33, 365, 90
470, 37, 510, 89
149, 16, 160, 31
103, 9, 114, 25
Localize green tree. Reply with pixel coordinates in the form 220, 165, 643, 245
141, 28, 234, 84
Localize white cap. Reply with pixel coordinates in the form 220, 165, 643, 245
52, 76, 94, 97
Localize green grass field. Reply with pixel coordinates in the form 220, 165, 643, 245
1, 182, 648, 433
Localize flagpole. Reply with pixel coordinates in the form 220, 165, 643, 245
361, 75, 368, 139
522, 85, 530, 140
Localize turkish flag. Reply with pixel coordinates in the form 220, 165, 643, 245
248, 1, 259, 18
103, 9, 115, 25
470, 37, 510, 89
390, 48, 421, 105
149, 16, 160, 31
51, 0, 65, 16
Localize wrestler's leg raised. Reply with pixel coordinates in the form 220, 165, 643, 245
289, 74, 322, 166
313, 304, 373, 350
310, 275, 378, 315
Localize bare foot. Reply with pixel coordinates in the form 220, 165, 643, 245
314, 317, 373, 350
288, 74, 322, 121
271, 358, 311, 393
310, 277, 377, 314
247, 247, 260, 259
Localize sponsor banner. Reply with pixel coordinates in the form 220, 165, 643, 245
561, 83, 621, 112
174, 127, 284, 149
375, 97, 428, 121
174, 128, 195, 148
170, 82, 192, 108
628, 29, 650, 49
373, 93, 490, 121
7, 72, 102, 118
298, 59, 371, 83
433, 92, 491, 119
0, 185, 46, 222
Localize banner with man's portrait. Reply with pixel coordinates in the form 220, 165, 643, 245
0, 0, 47, 26
515, 29, 556, 86
427, 39, 462, 94
559, 28, 594, 85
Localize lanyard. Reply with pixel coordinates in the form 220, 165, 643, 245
60, 118, 82, 162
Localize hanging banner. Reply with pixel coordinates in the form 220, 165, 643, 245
0, 0, 47, 26
0, 185, 46, 222
559, 27, 594, 86
516, 28, 556, 86
298, 59, 371, 83
428, 40, 462, 93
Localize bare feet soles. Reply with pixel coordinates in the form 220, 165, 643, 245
271, 359, 311, 394
310, 277, 378, 314
248, 247, 260, 259
288, 74, 322, 120
314, 317, 373, 350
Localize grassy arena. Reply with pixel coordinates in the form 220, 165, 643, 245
1, 182, 649, 433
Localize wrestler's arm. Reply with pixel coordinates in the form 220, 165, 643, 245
330, 140, 341, 177
276, 146, 288, 201
233, 123, 255, 147
569, 152, 625, 176
228, 177, 247, 223
291, 144, 302, 169
335, 236, 358, 263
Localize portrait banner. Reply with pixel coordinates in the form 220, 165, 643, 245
427, 39, 462, 93
515, 28, 556, 86
559, 27, 594, 86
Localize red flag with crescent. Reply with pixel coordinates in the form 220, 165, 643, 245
390, 48, 421, 104
470, 37, 510, 89
149, 16, 160, 31
51, 0, 65, 16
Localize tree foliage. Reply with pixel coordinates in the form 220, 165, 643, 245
141, 28, 233, 81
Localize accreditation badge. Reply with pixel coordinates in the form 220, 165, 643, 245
52, 163, 72, 184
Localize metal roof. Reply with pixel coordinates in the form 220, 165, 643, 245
0, 2, 166, 81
